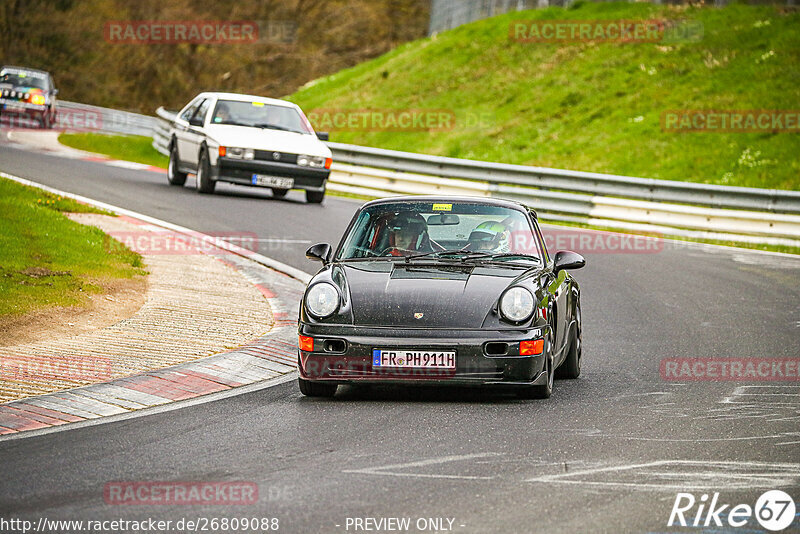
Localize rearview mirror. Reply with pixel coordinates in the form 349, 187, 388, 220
316, 132, 329, 141
427, 213, 460, 225
306, 243, 332, 263
553, 250, 585, 274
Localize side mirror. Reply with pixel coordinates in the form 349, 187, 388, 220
553, 250, 585, 274
306, 243, 332, 263
189, 117, 204, 127
315, 132, 329, 141
52, 89, 59, 95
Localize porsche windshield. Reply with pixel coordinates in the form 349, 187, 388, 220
337, 201, 542, 261
210, 99, 313, 134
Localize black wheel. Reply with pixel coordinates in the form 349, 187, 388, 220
298, 378, 337, 397
556, 304, 582, 379
167, 143, 187, 186
306, 189, 325, 204
39, 113, 50, 129
272, 188, 289, 198
196, 151, 216, 194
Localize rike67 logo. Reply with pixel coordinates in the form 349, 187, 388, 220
669, 490, 796, 531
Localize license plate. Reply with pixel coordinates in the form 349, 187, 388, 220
251, 174, 294, 188
372, 349, 456, 369
3, 102, 25, 111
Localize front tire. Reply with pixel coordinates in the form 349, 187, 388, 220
556, 304, 582, 379
298, 378, 337, 398
306, 189, 325, 204
167, 143, 188, 186
196, 151, 216, 194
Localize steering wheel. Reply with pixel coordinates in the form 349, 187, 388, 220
378, 246, 414, 257
352, 246, 381, 257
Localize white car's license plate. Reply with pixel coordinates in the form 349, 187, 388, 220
372, 349, 456, 368
251, 174, 294, 188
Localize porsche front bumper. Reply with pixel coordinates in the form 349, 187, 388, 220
297, 324, 550, 388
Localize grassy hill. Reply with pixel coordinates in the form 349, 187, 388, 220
287, 2, 800, 190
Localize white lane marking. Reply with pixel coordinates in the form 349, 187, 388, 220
613, 391, 673, 399
723, 384, 800, 401
525, 460, 800, 490
622, 434, 790, 442
775, 433, 800, 446
343, 453, 503, 480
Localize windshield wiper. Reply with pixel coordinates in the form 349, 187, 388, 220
217, 120, 253, 127
254, 123, 299, 133
463, 253, 542, 264
403, 250, 490, 263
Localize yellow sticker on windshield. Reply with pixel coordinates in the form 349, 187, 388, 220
432, 203, 452, 211
252, 102, 265, 107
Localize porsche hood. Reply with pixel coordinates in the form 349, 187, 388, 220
334, 262, 536, 328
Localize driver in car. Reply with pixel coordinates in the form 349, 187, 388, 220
384, 212, 430, 257
467, 221, 512, 253
213, 103, 231, 123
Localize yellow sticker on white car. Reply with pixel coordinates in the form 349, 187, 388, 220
432, 203, 452, 211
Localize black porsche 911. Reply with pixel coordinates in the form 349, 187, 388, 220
298, 196, 585, 399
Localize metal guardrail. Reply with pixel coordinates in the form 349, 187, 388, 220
60, 101, 158, 137
327, 142, 800, 215
151, 106, 800, 246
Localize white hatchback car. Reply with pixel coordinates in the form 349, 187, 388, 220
167, 92, 332, 203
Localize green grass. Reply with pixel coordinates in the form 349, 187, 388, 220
59, 133, 168, 168
0, 177, 146, 317
287, 2, 800, 191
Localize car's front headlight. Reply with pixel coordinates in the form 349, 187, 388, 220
30, 94, 46, 106
305, 282, 340, 318
499, 287, 535, 323
222, 147, 254, 160
297, 154, 330, 169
